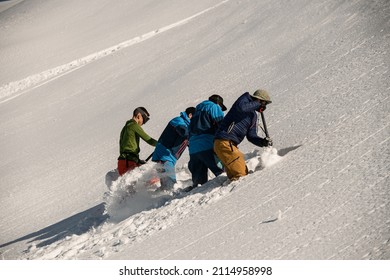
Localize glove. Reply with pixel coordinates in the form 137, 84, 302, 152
257, 104, 267, 112
262, 137, 273, 147
266, 137, 273, 146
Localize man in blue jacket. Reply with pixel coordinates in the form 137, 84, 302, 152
214, 89, 272, 181
187, 95, 227, 190
152, 107, 196, 190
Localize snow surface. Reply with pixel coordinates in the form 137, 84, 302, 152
0, 0, 389, 261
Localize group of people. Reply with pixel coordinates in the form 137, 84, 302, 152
117, 89, 273, 192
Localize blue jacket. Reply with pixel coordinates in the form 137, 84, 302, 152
215, 92, 266, 147
152, 112, 191, 164
189, 100, 224, 154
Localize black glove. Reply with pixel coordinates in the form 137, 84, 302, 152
261, 137, 272, 147
257, 103, 267, 112
265, 137, 273, 146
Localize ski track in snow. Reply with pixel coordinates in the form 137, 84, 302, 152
0, 0, 230, 104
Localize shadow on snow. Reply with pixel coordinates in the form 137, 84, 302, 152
277, 145, 302, 156
0, 203, 108, 250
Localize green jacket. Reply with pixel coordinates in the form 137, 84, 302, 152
119, 119, 157, 162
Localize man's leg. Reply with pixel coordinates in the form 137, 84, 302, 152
189, 153, 208, 187
159, 161, 177, 190
117, 159, 138, 176
198, 149, 224, 177
214, 139, 247, 180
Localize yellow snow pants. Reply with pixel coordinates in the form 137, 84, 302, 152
214, 139, 248, 180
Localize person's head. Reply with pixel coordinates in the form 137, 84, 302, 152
133, 107, 150, 126
208, 94, 227, 111
185, 107, 196, 119
251, 89, 272, 111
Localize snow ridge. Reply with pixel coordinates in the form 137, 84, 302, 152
0, 0, 229, 104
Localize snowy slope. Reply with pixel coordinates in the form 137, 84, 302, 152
0, 0, 389, 261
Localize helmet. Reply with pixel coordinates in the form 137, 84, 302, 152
133, 107, 150, 124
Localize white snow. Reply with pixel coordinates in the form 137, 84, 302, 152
0, 0, 389, 270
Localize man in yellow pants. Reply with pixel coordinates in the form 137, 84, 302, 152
214, 90, 272, 181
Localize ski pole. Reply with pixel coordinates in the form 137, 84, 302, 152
260, 111, 272, 146
260, 112, 270, 138
145, 152, 154, 162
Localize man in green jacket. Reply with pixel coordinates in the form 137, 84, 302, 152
118, 107, 157, 176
